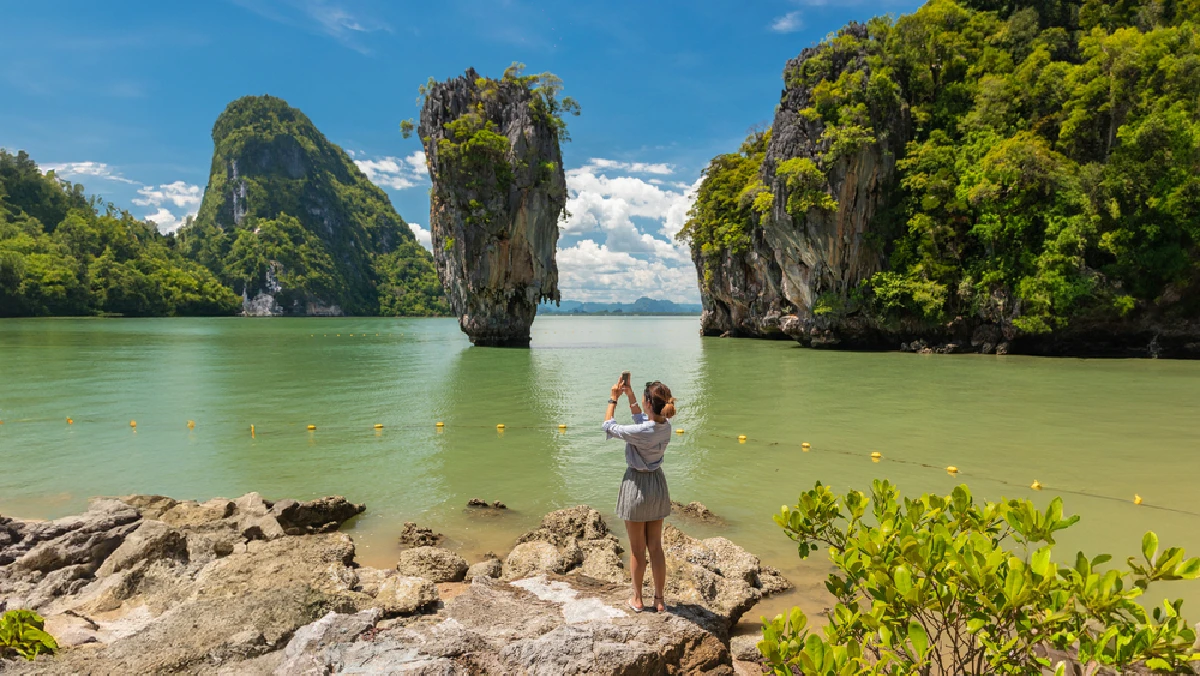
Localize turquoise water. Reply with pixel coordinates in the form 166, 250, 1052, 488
2, 316, 1199, 622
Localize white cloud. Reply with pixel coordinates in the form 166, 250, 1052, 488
131, 180, 202, 234
133, 181, 202, 209
556, 158, 702, 303
771, 11, 804, 32
43, 161, 139, 185
408, 222, 432, 251
355, 151, 427, 190
584, 158, 674, 175
557, 240, 699, 303
144, 208, 188, 234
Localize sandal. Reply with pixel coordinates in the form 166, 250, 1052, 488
627, 598, 644, 613
653, 595, 666, 613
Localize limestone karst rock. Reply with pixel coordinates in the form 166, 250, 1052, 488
179, 95, 446, 317
693, 23, 905, 344
418, 67, 571, 347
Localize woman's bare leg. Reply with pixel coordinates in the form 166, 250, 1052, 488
624, 520, 648, 609
645, 519, 666, 611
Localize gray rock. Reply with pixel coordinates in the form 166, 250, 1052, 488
662, 524, 792, 624
504, 541, 579, 580
398, 521, 442, 547
418, 68, 566, 347
671, 500, 723, 523
97, 520, 188, 576
730, 633, 763, 662
275, 609, 381, 675
375, 575, 439, 615
269, 496, 365, 535
396, 546, 469, 583
466, 557, 503, 580
158, 498, 234, 527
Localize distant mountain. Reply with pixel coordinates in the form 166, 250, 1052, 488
538, 297, 701, 315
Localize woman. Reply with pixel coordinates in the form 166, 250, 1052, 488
602, 374, 677, 613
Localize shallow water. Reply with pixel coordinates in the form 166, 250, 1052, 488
2, 316, 1199, 627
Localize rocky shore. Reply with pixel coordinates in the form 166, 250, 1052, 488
1, 494, 789, 674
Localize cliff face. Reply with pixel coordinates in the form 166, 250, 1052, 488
419, 68, 565, 347
698, 24, 905, 344
689, 5, 1200, 359
180, 95, 447, 317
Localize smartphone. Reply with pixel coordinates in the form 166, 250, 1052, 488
621, 371, 631, 388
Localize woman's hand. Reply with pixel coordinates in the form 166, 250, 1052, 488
610, 379, 624, 400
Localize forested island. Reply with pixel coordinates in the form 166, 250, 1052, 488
0, 97, 447, 318
680, 0, 1200, 357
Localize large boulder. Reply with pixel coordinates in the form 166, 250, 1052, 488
374, 575, 439, 615
396, 546, 469, 583
275, 576, 733, 675
662, 524, 792, 623
269, 496, 365, 535
96, 520, 188, 576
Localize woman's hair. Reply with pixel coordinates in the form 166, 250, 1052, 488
645, 381, 676, 418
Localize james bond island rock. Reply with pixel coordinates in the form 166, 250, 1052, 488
418, 65, 577, 347
178, 95, 448, 318
680, 3, 1200, 358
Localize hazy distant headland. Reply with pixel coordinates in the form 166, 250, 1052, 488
537, 297, 701, 316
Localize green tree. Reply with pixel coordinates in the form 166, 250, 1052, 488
760, 481, 1200, 674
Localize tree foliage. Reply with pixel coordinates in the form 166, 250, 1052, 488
683, 0, 1200, 332
760, 481, 1200, 674
0, 150, 240, 317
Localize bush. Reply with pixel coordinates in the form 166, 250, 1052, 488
0, 609, 58, 661
759, 481, 1200, 674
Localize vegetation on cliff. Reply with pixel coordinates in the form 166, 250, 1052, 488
0, 150, 239, 317
178, 95, 447, 316
682, 0, 1200, 335
760, 481, 1200, 673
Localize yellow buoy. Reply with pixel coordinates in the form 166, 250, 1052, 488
946, 466, 958, 474
675, 428, 684, 434
187, 420, 195, 429
373, 424, 384, 429
870, 451, 882, 462
130, 420, 137, 428
558, 424, 567, 430
350, 334, 354, 336
1031, 480, 1042, 491
307, 424, 317, 431
67, 418, 73, 425
251, 424, 256, 438
801, 442, 811, 451
738, 435, 747, 443
497, 424, 505, 430
436, 421, 445, 427
1134, 494, 1143, 505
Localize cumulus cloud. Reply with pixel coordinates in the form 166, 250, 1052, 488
133, 181, 202, 209
132, 180, 202, 233
144, 208, 188, 234
43, 161, 139, 185
557, 158, 702, 303
355, 150, 427, 190
771, 11, 804, 32
408, 222, 432, 251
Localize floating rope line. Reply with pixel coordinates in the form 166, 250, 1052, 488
3, 418, 1193, 518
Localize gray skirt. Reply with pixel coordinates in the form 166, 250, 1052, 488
615, 467, 671, 522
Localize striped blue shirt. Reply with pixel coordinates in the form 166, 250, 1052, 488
602, 413, 672, 471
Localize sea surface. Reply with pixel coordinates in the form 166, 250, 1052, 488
2, 316, 1200, 626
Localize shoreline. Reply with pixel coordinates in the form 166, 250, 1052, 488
1, 492, 795, 673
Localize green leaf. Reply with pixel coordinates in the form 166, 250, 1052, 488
907, 621, 930, 658
1143, 532, 1159, 564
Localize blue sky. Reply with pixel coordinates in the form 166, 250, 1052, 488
1, 0, 920, 302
